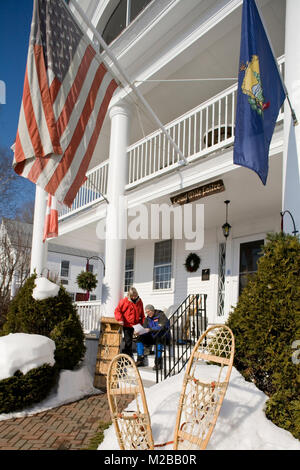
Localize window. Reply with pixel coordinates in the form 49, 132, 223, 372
60, 260, 70, 278
153, 240, 172, 290
217, 243, 226, 317
90, 294, 97, 301
124, 248, 134, 292
61, 279, 69, 285
239, 240, 264, 296
102, 0, 153, 45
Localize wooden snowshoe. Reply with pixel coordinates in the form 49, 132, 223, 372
107, 353, 154, 450
173, 324, 235, 450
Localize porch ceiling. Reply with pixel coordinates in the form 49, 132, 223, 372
50, 222, 105, 254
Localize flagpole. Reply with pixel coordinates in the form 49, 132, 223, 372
69, 1, 188, 165
255, 0, 298, 127
284, 91, 298, 127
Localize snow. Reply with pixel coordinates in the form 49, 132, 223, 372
0, 334, 101, 422
98, 364, 300, 451
32, 276, 60, 300
0, 333, 55, 380
0, 334, 299, 450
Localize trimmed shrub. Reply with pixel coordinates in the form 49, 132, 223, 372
0, 274, 86, 413
227, 233, 300, 440
3, 274, 82, 338
0, 364, 59, 414
3, 274, 86, 370
50, 315, 86, 370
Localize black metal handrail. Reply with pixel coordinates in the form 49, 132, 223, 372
154, 294, 207, 383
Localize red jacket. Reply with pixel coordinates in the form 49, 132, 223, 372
114, 297, 145, 328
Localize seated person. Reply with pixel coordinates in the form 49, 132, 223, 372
135, 304, 170, 370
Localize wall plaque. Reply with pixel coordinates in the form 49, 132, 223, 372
202, 269, 210, 281
170, 180, 225, 205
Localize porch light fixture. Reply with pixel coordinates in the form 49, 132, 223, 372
222, 200, 231, 239
280, 210, 298, 236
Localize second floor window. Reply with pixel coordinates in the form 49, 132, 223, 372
153, 240, 172, 290
60, 260, 70, 278
102, 0, 153, 45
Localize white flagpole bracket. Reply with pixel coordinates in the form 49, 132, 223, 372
69, 1, 188, 166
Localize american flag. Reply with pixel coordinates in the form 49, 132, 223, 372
13, 0, 118, 207
43, 193, 58, 241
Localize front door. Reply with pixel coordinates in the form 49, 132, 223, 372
230, 234, 265, 309
238, 239, 264, 296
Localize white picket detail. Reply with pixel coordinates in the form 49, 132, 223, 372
75, 301, 102, 335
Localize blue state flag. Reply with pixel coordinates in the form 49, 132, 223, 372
233, 0, 286, 184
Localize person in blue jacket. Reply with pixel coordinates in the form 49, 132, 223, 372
135, 304, 170, 369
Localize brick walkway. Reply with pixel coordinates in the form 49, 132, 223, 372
0, 393, 129, 450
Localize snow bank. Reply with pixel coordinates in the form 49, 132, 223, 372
0, 333, 55, 381
0, 339, 101, 422
99, 365, 300, 451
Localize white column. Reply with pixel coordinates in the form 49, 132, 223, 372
30, 185, 48, 275
102, 103, 131, 316
282, 0, 300, 235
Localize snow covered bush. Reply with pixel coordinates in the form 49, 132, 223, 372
0, 364, 58, 414
2, 274, 86, 370
0, 333, 58, 414
227, 233, 300, 440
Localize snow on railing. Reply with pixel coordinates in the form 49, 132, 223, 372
58, 160, 109, 220
75, 300, 102, 336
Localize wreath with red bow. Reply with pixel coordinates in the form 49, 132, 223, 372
184, 253, 201, 273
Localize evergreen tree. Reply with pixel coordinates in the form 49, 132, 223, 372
3, 274, 86, 370
227, 233, 300, 439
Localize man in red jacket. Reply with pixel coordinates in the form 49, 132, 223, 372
114, 287, 145, 358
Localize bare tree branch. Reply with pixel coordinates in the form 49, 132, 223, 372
0, 147, 18, 219
0, 220, 31, 328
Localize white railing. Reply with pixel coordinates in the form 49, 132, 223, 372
75, 300, 102, 335
127, 55, 285, 188
127, 85, 236, 187
59, 57, 285, 215
58, 160, 109, 219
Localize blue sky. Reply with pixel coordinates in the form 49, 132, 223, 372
0, 0, 35, 209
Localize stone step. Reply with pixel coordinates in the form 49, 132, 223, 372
133, 350, 188, 388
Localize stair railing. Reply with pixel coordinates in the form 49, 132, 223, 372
154, 294, 207, 383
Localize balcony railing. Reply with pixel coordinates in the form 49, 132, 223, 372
59, 160, 109, 220
59, 56, 285, 219
127, 55, 285, 189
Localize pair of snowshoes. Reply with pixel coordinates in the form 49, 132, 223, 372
107, 325, 235, 450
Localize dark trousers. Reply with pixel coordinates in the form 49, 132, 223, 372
136, 332, 164, 358
122, 326, 134, 357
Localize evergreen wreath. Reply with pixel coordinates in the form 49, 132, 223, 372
184, 253, 201, 273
